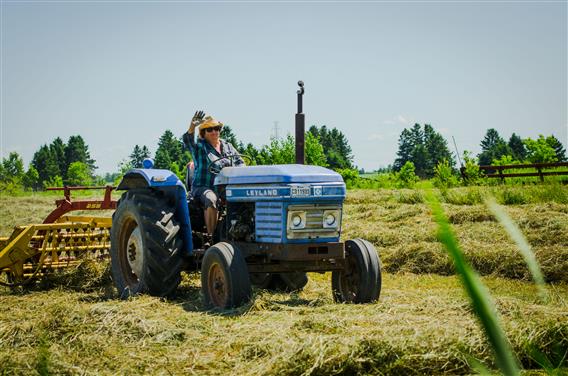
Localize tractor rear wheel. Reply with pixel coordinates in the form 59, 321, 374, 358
110, 189, 184, 299
201, 242, 251, 309
332, 239, 381, 303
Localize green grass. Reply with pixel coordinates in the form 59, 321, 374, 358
428, 193, 520, 375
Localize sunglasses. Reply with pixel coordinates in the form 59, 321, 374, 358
205, 126, 222, 133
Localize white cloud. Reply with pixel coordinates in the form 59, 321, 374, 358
382, 114, 414, 127
369, 133, 384, 140
397, 115, 410, 124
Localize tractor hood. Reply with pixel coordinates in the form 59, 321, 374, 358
214, 164, 344, 186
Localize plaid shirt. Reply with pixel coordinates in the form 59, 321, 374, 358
183, 131, 244, 190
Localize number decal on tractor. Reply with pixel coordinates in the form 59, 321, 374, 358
291, 185, 311, 197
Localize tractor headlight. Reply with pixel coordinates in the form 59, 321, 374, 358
323, 210, 341, 228
325, 213, 336, 226
292, 215, 302, 227
288, 211, 306, 230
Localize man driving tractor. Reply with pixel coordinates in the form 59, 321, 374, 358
182, 110, 245, 239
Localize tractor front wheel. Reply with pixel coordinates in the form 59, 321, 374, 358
201, 242, 251, 309
332, 239, 381, 304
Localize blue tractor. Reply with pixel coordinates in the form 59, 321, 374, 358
110, 83, 381, 309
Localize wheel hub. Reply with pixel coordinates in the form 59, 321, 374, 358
208, 263, 228, 308
126, 227, 144, 278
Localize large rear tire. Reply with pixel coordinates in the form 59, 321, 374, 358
201, 242, 251, 309
332, 239, 381, 303
110, 189, 184, 299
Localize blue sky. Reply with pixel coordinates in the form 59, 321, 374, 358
1, 1, 566, 173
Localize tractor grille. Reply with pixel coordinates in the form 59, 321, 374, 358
255, 202, 283, 243
286, 204, 341, 240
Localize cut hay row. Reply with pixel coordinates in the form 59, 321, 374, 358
1, 185, 567, 283
0, 272, 566, 375
343, 188, 568, 283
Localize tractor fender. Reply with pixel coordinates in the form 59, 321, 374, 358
116, 168, 183, 190
115, 169, 194, 256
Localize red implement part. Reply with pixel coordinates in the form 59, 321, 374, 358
43, 186, 117, 224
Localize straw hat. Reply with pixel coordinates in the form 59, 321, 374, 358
199, 116, 224, 131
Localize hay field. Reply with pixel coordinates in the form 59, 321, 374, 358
0, 187, 567, 375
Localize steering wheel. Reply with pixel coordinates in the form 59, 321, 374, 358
207, 154, 251, 175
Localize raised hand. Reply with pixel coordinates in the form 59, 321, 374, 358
189, 110, 206, 132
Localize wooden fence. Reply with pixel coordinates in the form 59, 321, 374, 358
460, 162, 568, 183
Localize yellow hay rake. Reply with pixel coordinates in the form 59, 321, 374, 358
0, 187, 116, 286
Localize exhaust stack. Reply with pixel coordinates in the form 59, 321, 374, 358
295, 80, 305, 165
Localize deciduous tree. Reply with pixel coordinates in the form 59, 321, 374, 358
66, 161, 93, 186
524, 135, 558, 163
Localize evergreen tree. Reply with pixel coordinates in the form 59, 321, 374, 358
49, 137, 66, 177
129, 145, 151, 168
545, 135, 567, 162
393, 123, 452, 178
154, 130, 190, 172
242, 143, 260, 165
478, 128, 511, 165
308, 125, 353, 169
32, 145, 60, 184
508, 133, 526, 161
65, 135, 96, 175
220, 125, 244, 152
393, 128, 414, 171
423, 124, 454, 177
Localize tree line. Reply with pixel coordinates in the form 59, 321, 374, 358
0, 125, 354, 192
393, 124, 566, 179
0, 135, 98, 192
3, 122, 565, 193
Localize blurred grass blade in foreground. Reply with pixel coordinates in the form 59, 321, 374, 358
427, 193, 520, 376
485, 197, 548, 302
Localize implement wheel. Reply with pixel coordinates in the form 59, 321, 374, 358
332, 239, 381, 304
201, 242, 251, 309
110, 189, 184, 298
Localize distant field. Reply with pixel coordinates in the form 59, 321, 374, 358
0, 186, 567, 374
